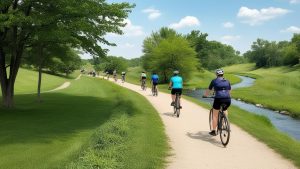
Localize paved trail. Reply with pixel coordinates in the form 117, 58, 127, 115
107, 78, 296, 169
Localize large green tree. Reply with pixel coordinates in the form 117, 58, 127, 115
143, 35, 198, 83
0, 0, 134, 107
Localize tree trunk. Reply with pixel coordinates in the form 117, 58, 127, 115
37, 65, 42, 102
37, 46, 44, 102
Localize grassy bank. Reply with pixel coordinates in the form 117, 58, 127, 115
224, 63, 300, 118
0, 76, 168, 169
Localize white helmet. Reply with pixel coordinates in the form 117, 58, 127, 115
216, 69, 224, 75
173, 70, 179, 74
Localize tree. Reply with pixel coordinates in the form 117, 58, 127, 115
101, 56, 128, 74
143, 36, 198, 83
0, 0, 134, 107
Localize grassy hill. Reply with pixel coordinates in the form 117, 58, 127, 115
0, 70, 168, 169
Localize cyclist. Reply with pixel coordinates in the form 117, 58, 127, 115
113, 70, 117, 81
169, 70, 183, 108
140, 71, 147, 89
151, 72, 159, 93
121, 71, 126, 82
204, 69, 231, 136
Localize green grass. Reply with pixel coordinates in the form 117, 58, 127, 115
0, 76, 168, 169
181, 95, 300, 168
13, 68, 67, 94
224, 64, 300, 117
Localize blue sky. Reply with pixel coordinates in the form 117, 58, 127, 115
85, 0, 300, 59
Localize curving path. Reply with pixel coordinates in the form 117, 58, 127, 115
106, 78, 296, 169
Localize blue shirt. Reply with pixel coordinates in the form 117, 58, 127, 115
171, 76, 183, 89
151, 74, 159, 83
209, 77, 231, 99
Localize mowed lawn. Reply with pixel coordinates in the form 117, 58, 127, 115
224, 64, 300, 117
0, 76, 168, 169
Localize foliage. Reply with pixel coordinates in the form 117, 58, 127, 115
142, 29, 198, 83
100, 56, 128, 74
0, 0, 134, 106
245, 34, 300, 68
186, 30, 245, 70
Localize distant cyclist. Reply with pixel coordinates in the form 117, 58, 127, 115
121, 71, 126, 83
140, 71, 147, 89
151, 72, 159, 93
169, 70, 183, 107
204, 69, 231, 136
113, 70, 117, 81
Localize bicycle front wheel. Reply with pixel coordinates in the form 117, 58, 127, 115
220, 115, 230, 146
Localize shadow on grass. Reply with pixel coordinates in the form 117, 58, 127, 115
0, 92, 138, 145
186, 131, 224, 148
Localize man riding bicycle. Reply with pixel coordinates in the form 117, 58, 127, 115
169, 70, 183, 108
113, 69, 117, 81
151, 72, 159, 92
121, 71, 126, 82
204, 69, 231, 136
141, 71, 147, 88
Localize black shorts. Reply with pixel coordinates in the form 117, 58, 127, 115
171, 88, 182, 95
213, 98, 231, 110
141, 77, 146, 80
152, 82, 158, 86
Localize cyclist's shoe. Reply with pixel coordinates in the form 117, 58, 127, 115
171, 102, 175, 106
209, 130, 217, 136
179, 106, 182, 109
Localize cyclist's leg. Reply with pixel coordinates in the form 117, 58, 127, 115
212, 98, 221, 131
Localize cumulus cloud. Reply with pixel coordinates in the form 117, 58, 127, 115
237, 6, 290, 26
142, 7, 161, 20
223, 22, 234, 28
290, 0, 300, 4
221, 35, 241, 44
281, 26, 300, 33
169, 16, 200, 29
108, 19, 144, 37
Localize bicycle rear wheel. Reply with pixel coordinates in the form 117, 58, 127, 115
176, 95, 180, 117
220, 115, 230, 146
209, 109, 213, 131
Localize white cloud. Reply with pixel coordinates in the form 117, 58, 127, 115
142, 7, 161, 20
223, 22, 234, 28
290, 0, 300, 4
221, 35, 241, 44
121, 43, 135, 48
169, 16, 200, 29
237, 6, 290, 26
108, 19, 144, 37
281, 26, 300, 33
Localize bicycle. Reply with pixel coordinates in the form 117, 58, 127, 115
113, 75, 117, 82
141, 79, 146, 90
203, 96, 231, 147
151, 84, 158, 96
168, 88, 181, 118
121, 75, 125, 83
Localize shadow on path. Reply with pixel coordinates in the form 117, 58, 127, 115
186, 131, 224, 148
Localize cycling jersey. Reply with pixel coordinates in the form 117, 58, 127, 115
141, 73, 147, 79
121, 72, 126, 76
209, 77, 231, 99
170, 76, 183, 89
151, 74, 159, 83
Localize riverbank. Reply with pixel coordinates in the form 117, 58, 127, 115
224, 63, 300, 118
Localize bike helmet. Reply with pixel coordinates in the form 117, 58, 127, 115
216, 69, 224, 75
173, 70, 179, 74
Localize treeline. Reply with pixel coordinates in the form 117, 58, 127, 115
244, 34, 300, 68
0, 0, 134, 106
141, 27, 244, 83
